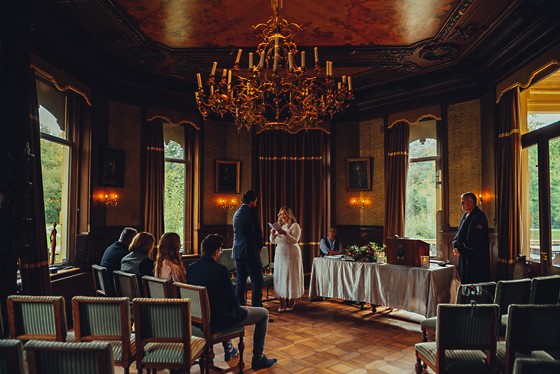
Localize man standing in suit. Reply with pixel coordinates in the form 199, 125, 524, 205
187, 234, 277, 369
232, 190, 264, 307
452, 192, 491, 283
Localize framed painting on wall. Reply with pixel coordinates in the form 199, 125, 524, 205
346, 157, 371, 191
100, 148, 126, 187
216, 160, 240, 193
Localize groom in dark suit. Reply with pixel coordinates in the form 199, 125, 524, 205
232, 190, 264, 307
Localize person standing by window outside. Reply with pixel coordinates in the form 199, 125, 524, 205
270, 206, 304, 312
452, 192, 491, 283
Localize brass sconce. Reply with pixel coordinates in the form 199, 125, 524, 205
351, 198, 367, 209
97, 193, 118, 207
219, 197, 237, 210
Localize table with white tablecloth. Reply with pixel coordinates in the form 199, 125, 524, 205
308, 257, 461, 317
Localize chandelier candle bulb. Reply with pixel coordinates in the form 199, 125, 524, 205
249, 52, 253, 69
338, 82, 341, 90
196, 73, 202, 88
288, 52, 293, 70
301, 51, 305, 68
227, 70, 232, 84
314, 47, 319, 64
211, 62, 217, 76
259, 51, 265, 68
273, 52, 278, 71
342, 75, 346, 83
235, 49, 242, 64
348, 76, 352, 90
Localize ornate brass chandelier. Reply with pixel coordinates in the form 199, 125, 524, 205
195, 0, 353, 132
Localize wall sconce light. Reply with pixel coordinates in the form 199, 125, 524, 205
97, 193, 118, 207
219, 197, 237, 210
351, 198, 367, 209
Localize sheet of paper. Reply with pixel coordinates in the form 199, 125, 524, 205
268, 222, 284, 233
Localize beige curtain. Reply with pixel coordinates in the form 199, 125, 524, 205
496, 88, 521, 279
384, 121, 410, 240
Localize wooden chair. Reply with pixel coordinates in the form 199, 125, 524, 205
175, 282, 245, 373
133, 297, 206, 373
7, 295, 74, 342
92, 264, 115, 297
496, 304, 560, 374
72, 296, 135, 374
24, 340, 114, 374
0, 339, 25, 374
528, 275, 560, 304
142, 275, 174, 298
421, 281, 496, 342
415, 303, 499, 373
113, 270, 141, 301
494, 279, 531, 336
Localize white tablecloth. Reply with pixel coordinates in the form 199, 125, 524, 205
308, 257, 461, 317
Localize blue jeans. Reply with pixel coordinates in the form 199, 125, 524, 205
232, 306, 269, 358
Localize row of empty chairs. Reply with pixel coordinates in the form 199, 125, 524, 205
421, 275, 560, 342
415, 303, 560, 374
5, 281, 244, 373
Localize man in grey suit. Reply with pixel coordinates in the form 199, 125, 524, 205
232, 190, 264, 307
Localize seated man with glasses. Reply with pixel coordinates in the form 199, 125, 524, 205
186, 234, 277, 369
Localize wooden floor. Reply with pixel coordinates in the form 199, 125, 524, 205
116, 292, 426, 373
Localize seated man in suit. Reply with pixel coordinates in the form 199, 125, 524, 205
100, 227, 138, 281
319, 226, 343, 256
187, 234, 277, 370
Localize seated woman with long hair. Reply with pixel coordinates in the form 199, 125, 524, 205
154, 232, 186, 283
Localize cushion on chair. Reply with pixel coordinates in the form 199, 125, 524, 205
421, 316, 437, 331
415, 343, 491, 373
143, 337, 206, 364
107, 333, 136, 361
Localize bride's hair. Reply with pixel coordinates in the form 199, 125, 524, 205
277, 206, 297, 227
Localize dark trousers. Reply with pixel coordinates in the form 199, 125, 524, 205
235, 255, 263, 307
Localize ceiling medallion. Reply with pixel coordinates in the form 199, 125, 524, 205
195, 0, 353, 132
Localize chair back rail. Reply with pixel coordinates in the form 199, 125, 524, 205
0, 339, 25, 374
7, 295, 68, 342
142, 276, 174, 298
494, 279, 532, 315
71, 296, 134, 371
528, 275, 560, 304
24, 340, 114, 374
113, 271, 140, 300
91, 264, 114, 297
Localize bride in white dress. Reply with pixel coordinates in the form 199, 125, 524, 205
269, 206, 304, 312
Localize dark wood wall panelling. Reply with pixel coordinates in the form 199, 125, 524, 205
335, 225, 384, 248
198, 225, 234, 249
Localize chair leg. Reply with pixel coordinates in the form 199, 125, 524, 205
415, 353, 424, 374
421, 326, 428, 342
238, 335, 245, 373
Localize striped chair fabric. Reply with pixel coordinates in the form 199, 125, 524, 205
420, 281, 496, 342
175, 282, 245, 372
133, 298, 206, 373
72, 296, 135, 374
7, 295, 74, 342
494, 278, 532, 336
513, 358, 560, 374
0, 339, 25, 374
142, 275, 174, 298
415, 303, 499, 373
91, 264, 114, 297
528, 275, 560, 305
497, 304, 560, 374
113, 271, 140, 301
24, 340, 114, 374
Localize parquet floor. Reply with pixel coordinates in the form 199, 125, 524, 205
116, 292, 426, 373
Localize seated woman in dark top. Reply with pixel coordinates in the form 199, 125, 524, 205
120, 232, 155, 295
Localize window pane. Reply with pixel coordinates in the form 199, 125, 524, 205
164, 161, 185, 248
164, 128, 185, 159
550, 137, 560, 266
528, 113, 560, 131
36, 80, 67, 139
40, 139, 70, 262
405, 160, 437, 251
409, 120, 437, 158
528, 144, 540, 261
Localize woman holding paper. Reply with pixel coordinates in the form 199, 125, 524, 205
269, 206, 304, 312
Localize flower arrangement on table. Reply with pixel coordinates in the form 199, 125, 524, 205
344, 241, 386, 263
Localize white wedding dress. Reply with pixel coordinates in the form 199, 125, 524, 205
270, 222, 304, 299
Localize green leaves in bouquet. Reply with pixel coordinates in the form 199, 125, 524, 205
344, 241, 385, 262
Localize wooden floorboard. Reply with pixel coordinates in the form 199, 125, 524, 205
116, 293, 426, 373
115, 297, 424, 374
